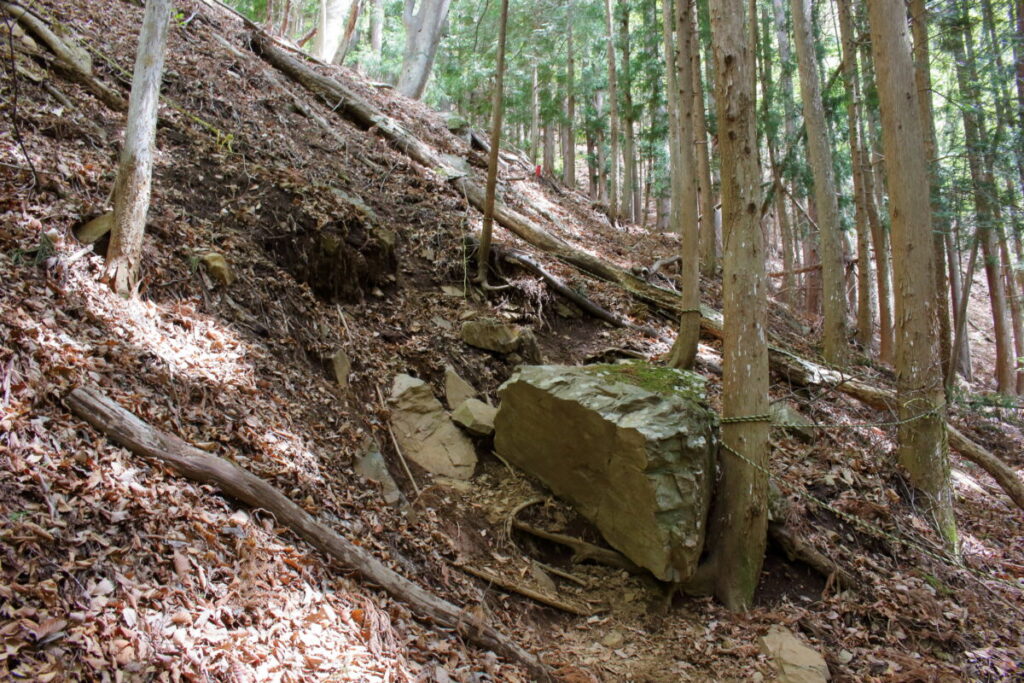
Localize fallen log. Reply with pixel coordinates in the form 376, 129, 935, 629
66, 386, 553, 682
247, 29, 1024, 515
2, 2, 127, 111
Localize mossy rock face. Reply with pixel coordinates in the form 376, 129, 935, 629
494, 363, 717, 582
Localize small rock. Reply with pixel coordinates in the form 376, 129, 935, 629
555, 301, 582, 319
759, 626, 830, 683
836, 650, 854, 666
600, 630, 625, 649
519, 329, 543, 363
770, 401, 816, 443
452, 398, 497, 436
444, 365, 476, 409
389, 374, 477, 480
441, 285, 466, 297
353, 438, 402, 505
461, 319, 522, 354
332, 350, 351, 389
201, 252, 234, 286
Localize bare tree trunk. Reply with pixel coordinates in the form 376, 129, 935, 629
542, 123, 555, 178
563, 6, 576, 189
867, 0, 957, 550
667, 0, 700, 370
701, 0, 768, 611
314, 0, 349, 62
945, 226, 972, 380
370, 0, 384, 56
910, 0, 954, 389
950, 1, 1017, 395
603, 0, 620, 222
586, 132, 598, 199
397, 0, 452, 99
104, 0, 172, 297
692, 30, 717, 276
620, 8, 637, 222
791, 0, 848, 363
530, 66, 540, 164
661, 0, 683, 238
475, 0, 508, 287
837, 0, 875, 352
334, 0, 363, 64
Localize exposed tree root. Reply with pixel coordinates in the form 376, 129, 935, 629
454, 564, 598, 616
66, 386, 554, 682
512, 520, 643, 574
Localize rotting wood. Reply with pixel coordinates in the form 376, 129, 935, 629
66, 386, 553, 682
454, 564, 598, 616
483, 240, 664, 339
245, 27, 1024, 514
2, 2, 127, 110
512, 520, 643, 574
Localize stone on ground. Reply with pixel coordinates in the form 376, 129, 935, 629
494, 363, 717, 582
332, 350, 351, 389
461, 319, 522, 354
444, 365, 477, 409
389, 374, 477, 480
770, 401, 816, 443
759, 626, 830, 683
201, 252, 235, 286
452, 398, 497, 436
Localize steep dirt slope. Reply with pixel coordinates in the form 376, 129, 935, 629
1, 0, 1023, 681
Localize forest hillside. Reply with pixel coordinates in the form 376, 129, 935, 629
1, 0, 1023, 680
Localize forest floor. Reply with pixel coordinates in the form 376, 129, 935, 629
1, 0, 1023, 680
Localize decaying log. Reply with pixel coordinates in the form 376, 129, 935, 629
247, 28, 1024, 515
512, 520, 643, 574
2, 2, 127, 110
66, 386, 553, 682
484, 240, 663, 339
454, 564, 598, 616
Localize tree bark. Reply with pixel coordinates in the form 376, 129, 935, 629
667, 0, 700, 370
867, 0, 957, 549
313, 0, 349, 62
703, 0, 769, 610
603, 0, 620, 222
563, 5, 576, 188
950, 1, 1018, 395
619, 7, 637, 222
791, 0, 848, 364
66, 387, 552, 681
692, 30, 716, 277
369, 0, 384, 56
475, 0, 508, 286
103, 0, 172, 297
909, 0, 954, 389
397, 0, 452, 99
836, 0, 875, 353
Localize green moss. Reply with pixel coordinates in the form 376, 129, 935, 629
587, 361, 707, 403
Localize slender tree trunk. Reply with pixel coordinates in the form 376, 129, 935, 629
702, 0, 769, 611
791, 0, 848, 363
397, 0, 452, 99
661, 0, 683, 238
620, 8, 637, 222
667, 0, 701, 370
603, 0, 620, 222
530, 66, 540, 165
475, 0, 508, 286
564, 7, 576, 189
370, 0, 384, 56
945, 225, 972, 380
692, 28, 716, 276
334, 0, 363, 64
586, 132, 598, 199
543, 123, 555, 178
867, 0, 956, 549
951, 1, 1017, 395
104, 0, 172, 297
314, 0, 350, 62
837, 0, 875, 352
910, 0, 954, 388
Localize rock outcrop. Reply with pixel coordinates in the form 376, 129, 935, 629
494, 363, 717, 582
389, 374, 477, 480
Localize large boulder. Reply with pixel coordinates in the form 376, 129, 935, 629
494, 363, 717, 582
389, 375, 477, 480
